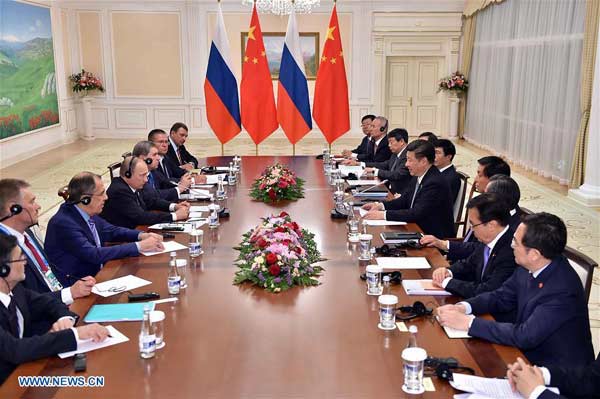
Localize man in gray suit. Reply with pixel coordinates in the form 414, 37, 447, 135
363, 128, 411, 194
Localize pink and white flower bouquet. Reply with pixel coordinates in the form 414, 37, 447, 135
250, 164, 305, 203
438, 71, 468, 93
233, 212, 323, 293
69, 69, 105, 95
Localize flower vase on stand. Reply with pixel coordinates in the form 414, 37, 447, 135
80, 94, 94, 141
447, 91, 460, 141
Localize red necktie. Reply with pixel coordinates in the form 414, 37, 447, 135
24, 235, 49, 272
176, 147, 183, 164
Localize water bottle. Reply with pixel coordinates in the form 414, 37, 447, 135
139, 304, 156, 359
216, 175, 226, 200
228, 162, 236, 185
323, 149, 331, 175
189, 224, 203, 257
167, 252, 181, 295
407, 325, 418, 348
208, 200, 219, 229
382, 275, 391, 295
346, 203, 359, 242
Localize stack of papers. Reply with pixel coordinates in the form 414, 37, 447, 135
190, 205, 210, 212
206, 174, 227, 184
442, 325, 471, 339
346, 179, 377, 186
450, 373, 559, 398
92, 275, 151, 297
58, 325, 129, 358
339, 165, 364, 177
140, 240, 188, 256
402, 279, 452, 296
375, 257, 430, 270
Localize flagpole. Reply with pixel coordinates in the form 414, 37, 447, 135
292, 144, 296, 156
221, 143, 224, 156
255, 144, 258, 156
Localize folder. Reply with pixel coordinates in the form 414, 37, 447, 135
83, 302, 156, 323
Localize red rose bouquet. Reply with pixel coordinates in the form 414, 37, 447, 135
233, 212, 322, 293
250, 164, 305, 203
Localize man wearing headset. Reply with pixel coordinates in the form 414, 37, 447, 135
0, 234, 109, 385
0, 179, 95, 308
341, 116, 392, 164
45, 172, 164, 284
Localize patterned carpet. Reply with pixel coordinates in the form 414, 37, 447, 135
1, 136, 599, 347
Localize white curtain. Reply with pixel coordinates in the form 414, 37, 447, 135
465, 0, 586, 184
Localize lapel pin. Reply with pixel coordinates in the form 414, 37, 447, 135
538, 282, 543, 289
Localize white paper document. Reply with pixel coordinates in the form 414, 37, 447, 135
339, 165, 364, 177
206, 174, 227, 184
141, 240, 188, 256
376, 257, 430, 270
363, 220, 407, 226
215, 166, 230, 171
188, 211, 204, 219
92, 275, 151, 297
356, 207, 368, 217
442, 325, 471, 339
346, 180, 378, 186
190, 205, 210, 212
450, 373, 559, 399
402, 279, 452, 296
189, 188, 212, 198
191, 184, 214, 189
58, 325, 129, 358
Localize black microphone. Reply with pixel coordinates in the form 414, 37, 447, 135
354, 180, 389, 194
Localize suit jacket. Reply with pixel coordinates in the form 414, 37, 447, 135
144, 173, 178, 204
448, 208, 524, 261
151, 169, 179, 201
383, 166, 456, 238
0, 284, 77, 385
446, 227, 517, 301
46, 203, 141, 284
366, 148, 411, 194
440, 165, 461, 203
100, 177, 173, 229
158, 156, 185, 180
351, 136, 370, 155
539, 352, 600, 398
357, 136, 392, 163
467, 256, 594, 368
166, 142, 198, 168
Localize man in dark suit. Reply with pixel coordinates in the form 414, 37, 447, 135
148, 129, 187, 180
437, 213, 594, 368
342, 117, 392, 164
0, 235, 109, 385
418, 131, 438, 143
45, 172, 164, 283
341, 114, 375, 158
434, 139, 461, 202
363, 128, 411, 194
0, 179, 95, 304
507, 355, 600, 399
165, 122, 199, 171
362, 140, 455, 238
101, 157, 190, 229
431, 193, 517, 302
132, 140, 191, 202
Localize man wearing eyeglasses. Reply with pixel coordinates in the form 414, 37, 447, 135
0, 234, 109, 385
436, 212, 594, 368
0, 179, 95, 312
45, 172, 165, 285
430, 193, 517, 313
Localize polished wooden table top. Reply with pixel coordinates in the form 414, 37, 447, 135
1, 156, 521, 398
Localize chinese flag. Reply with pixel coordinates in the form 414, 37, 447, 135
240, 4, 278, 145
312, 4, 350, 144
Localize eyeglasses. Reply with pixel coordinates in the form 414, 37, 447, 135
470, 221, 487, 229
94, 285, 127, 293
6, 256, 27, 264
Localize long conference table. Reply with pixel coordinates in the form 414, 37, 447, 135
1, 156, 522, 398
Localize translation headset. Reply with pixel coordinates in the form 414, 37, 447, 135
396, 301, 433, 321
375, 244, 407, 258
425, 357, 475, 381
124, 157, 152, 178
0, 204, 23, 223
379, 118, 388, 133
68, 194, 93, 206
0, 259, 10, 278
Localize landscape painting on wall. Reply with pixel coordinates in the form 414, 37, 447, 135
0, 0, 59, 139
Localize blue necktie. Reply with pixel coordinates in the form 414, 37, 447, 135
481, 246, 491, 278
88, 220, 101, 248
148, 173, 156, 188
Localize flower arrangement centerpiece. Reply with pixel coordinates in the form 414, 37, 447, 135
233, 212, 323, 293
438, 71, 469, 93
68, 69, 105, 95
250, 164, 305, 203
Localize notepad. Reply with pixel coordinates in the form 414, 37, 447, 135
58, 325, 129, 358
190, 205, 210, 212
402, 279, 452, 296
376, 257, 430, 269
84, 302, 156, 323
346, 179, 378, 186
450, 373, 560, 398
442, 325, 471, 339
140, 240, 188, 256
92, 275, 151, 297
356, 207, 368, 217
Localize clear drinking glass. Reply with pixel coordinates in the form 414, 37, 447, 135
358, 234, 373, 260
366, 264, 383, 295
150, 310, 166, 349
402, 347, 427, 394
378, 294, 398, 330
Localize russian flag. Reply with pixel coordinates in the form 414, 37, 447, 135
277, 9, 312, 145
204, 3, 241, 144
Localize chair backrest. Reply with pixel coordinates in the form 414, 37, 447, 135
563, 246, 597, 303
453, 171, 470, 236
57, 185, 69, 201
519, 207, 534, 216
108, 162, 122, 180
121, 151, 132, 159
